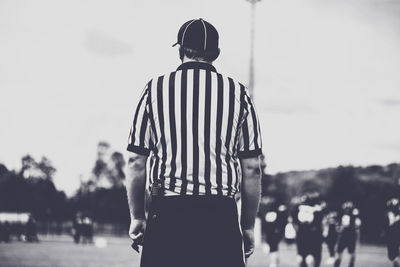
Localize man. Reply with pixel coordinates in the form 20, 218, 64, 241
25, 215, 39, 242
0, 221, 11, 243
334, 201, 361, 267
384, 198, 400, 267
81, 216, 94, 244
292, 192, 325, 267
125, 18, 263, 267
72, 212, 83, 244
323, 210, 339, 264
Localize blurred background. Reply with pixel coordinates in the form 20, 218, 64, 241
0, 0, 399, 266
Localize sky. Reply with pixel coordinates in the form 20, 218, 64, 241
1, 0, 399, 196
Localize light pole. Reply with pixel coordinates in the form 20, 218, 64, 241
247, 0, 262, 97
246, 1, 265, 249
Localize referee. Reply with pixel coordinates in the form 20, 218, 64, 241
126, 18, 263, 267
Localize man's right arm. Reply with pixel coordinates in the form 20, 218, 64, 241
125, 152, 148, 241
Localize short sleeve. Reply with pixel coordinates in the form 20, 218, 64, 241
127, 82, 154, 156
237, 89, 263, 159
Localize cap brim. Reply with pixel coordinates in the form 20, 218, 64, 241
172, 42, 180, 47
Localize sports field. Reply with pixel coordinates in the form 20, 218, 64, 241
0, 235, 391, 267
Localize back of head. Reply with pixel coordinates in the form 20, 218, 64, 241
342, 201, 354, 213
173, 18, 220, 63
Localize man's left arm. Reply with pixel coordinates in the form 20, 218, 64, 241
240, 156, 262, 259
237, 88, 263, 259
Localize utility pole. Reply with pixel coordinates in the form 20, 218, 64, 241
247, 0, 261, 97
246, 2, 263, 249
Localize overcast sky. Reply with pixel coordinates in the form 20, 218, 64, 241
1, 0, 399, 195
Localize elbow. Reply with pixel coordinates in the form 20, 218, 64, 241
240, 156, 262, 178
125, 153, 147, 184
127, 154, 147, 173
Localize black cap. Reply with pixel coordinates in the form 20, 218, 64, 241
172, 18, 219, 52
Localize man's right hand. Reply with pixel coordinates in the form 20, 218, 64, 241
242, 228, 255, 259
129, 218, 146, 244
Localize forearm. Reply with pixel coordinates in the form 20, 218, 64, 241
125, 154, 147, 220
240, 156, 262, 230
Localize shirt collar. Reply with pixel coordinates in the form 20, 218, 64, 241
177, 61, 217, 72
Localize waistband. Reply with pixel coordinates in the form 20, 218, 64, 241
150, 183, 236, 199
151, 194, 235, 202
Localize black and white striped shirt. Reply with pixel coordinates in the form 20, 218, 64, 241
127, 61, 262, 197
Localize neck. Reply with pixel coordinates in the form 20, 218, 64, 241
182, 56, 212, 64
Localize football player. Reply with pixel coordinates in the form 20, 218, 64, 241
384, 198, 400, 267
293, 192, 326, 267
334, 201, 361, 267
323, 210, 339, 264
260, 198, 288, 267
72, 212, 83, 244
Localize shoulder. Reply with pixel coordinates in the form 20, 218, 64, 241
215, 73, 251, 100
227, 76, 250, 98
217, 73, 247, 88
141, 72, 172, 94
146, 70, 181, 87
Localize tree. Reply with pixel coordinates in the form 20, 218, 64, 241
37, 157, 56, 181
89, 142, 126, 189
19, 154, 56, 181
73, 142, 129, 225
0, 156, 71, 221
108, 152, 125, 187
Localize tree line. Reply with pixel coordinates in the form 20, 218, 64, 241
0, 142, 129, 225
0, 143, 399, 242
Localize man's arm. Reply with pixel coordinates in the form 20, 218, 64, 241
125, 152, 148, 241
240, 155, 262, 258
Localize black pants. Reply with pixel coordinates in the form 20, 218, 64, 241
140, 195, 246, 267
386, 223, 400, 261
337, 230, 357, 254
297, 228, 323, 267
326, 233, 338, 257
265, 232, 282, 252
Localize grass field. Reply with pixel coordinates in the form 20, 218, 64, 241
0, 235, 391, 267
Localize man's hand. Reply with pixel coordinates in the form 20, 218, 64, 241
242, 228, 255, 258
129, 218, 146, 243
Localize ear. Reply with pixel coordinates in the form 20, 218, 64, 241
179, 46, 184, 61
212, 48, 221, 61
216, 48, 221, 58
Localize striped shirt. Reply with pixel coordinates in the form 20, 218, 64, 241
127, 61, 262, 197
